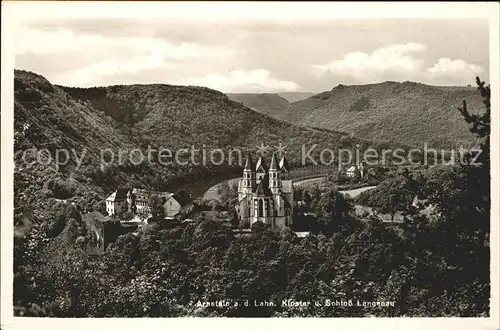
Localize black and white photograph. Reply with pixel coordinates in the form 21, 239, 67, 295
1, 1, 499, 328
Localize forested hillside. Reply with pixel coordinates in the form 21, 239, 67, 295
227, 93, 290, 116
232, 82, 484, 148
13, 71, 490, 317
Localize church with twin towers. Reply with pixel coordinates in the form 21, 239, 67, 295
236, 153, 294, 229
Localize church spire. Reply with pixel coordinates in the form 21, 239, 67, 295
279, 155, 289, 172
244, 152, 254, 172
269, 152, 279, 171
242, 152, 256, 193
255, 156, 268, 172
269, 153, 282, 190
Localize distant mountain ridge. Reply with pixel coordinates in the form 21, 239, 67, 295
227, 92, 316, 115
227, 93, 290, 115
278, 92, 315, 103
228, 81, 483, 148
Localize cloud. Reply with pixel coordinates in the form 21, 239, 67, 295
427, 57, 483, 75
17, 27, 230, 59
57, 56, 173, 87
423, 58, 485, 85
318, 43, 427, 72
315, 43, 427, 81
14, 18, 489, 91
314, 42, 485, 86
15, 25, 236, 87
177, 69, 301, 93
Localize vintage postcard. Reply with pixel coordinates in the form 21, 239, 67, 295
1, 1, 499, 329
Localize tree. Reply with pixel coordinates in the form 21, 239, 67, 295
315, 187, 354, 235
421, 77, 491, 243
355, 173, 418, 221
152, 174, 163, 191
217, 180, 238, 204
401, 76, 492, 316
149, 194, 165, 221
456, 77, 490, 244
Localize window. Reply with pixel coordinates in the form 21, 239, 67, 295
258, 199, 264, 217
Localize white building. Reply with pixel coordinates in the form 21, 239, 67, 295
163, 192, 191, 217
105, 188, 130, 216
346, 162, 366, 178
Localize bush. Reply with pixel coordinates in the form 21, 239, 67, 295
20, 88, 43, 103
46, 179, 77, 200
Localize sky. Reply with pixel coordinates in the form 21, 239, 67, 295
11, 3, 491, 93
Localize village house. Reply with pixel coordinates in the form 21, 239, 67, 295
163, 191, 191, 217
346, 162, 366, 178
105, 188, 191, 219
105, 188, 129, 216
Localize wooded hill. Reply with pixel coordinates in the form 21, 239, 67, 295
227, 93, 290, 114
229, 82, 484, 148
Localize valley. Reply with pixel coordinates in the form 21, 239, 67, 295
12, 69, 491, 318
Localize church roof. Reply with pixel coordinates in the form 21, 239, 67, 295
279, 156, 290, 172
269, 153, 279, 171
253, 174, 273, 196
255, 156, 268, 173
243, 152, 255, 171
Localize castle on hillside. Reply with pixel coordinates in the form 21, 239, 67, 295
236, 153, 293, 229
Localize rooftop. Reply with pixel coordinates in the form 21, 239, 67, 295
253, 174, 273, 196
255, 156, 268, 173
